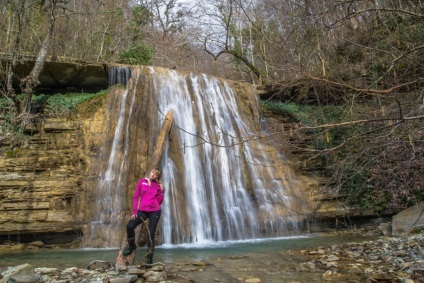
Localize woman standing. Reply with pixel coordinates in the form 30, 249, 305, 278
123, 168, 164, 268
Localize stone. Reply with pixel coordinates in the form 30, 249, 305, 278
299, 250, 308, 255
9, 274, 38, 283
109, 277, 132, 283
367, 273, 393, 281
144, 270, 166, 282
299, 261, 316, 271
126, 274, 138, 282
1, 264, 34, 281
150, 265, 165, 272
322, 270, 342, 279
34, 267, 60, 275
28, 241, 44, 247
325, 262, 338, 268
192, 261, 208, 266
8, 244, 25, 250
392, 203, 424, 235
117, 266, 128, 271
244, 277, 261, 283
347, 265, 362, 274
380, 223, 392, 236
326, 255, 340, 261
127, 268, 144, 275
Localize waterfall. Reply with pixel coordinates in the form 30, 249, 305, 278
108, 66, 132, 86
83, 66, 312, 248
81, 69, 139, 248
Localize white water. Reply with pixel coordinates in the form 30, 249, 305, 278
108, 66, 131, 86
83, 69, 139, 247
149, 68, 304, 245
84, 66, 308, 247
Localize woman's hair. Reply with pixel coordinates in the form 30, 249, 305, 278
151, 168, 161, 179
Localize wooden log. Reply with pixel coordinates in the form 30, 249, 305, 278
115, 110, 174, 267
148, 110, 174, 170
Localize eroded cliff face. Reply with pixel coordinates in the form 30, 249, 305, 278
0, 94, 109, 244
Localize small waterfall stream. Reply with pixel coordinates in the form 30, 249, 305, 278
83, 66, 313, 248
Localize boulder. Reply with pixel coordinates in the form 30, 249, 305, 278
1, 264, 34, 283
392, 203, 424, 235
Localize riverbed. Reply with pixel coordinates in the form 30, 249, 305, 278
1, 233, 382, 282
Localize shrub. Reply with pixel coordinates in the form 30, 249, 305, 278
115, 44, 153, 65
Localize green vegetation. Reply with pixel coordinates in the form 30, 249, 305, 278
261, 101, 310, 122
32, 90, 109, 116
0, 90, 109, 145
115, 44, 153, 65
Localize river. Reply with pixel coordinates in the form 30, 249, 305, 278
0, 233, 378, 283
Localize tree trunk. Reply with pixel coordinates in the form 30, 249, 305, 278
19, 0, 57, 115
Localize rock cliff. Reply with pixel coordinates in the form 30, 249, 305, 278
0, 53, 108, 93
0, 95, 108, 244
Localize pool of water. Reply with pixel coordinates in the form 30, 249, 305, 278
0, 233, 376, 269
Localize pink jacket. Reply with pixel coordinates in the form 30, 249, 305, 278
132, 178, 164, 215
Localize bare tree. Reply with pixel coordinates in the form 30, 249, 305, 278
3, 0, 69, 120
194, 0, 264, 84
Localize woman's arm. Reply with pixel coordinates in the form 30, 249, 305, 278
157, 182, 165, 205
131, 180, 142, 216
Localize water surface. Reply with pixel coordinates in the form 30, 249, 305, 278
0, 234, 375, 269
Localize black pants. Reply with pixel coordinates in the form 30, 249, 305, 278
126, 210, 161, 247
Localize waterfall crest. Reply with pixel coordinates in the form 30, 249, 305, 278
83, 66, 315, 247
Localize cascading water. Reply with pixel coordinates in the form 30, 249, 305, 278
81, 68, 139, 248
154, 70, 308, 244
83, 66, 313, 248
108, 66, 132, 86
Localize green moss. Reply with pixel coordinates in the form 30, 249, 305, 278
33, 89, 109, 117
410, 227, 424, 234
6, 148, 19, 157
261, 101, 310, 122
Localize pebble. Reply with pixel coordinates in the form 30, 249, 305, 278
244, 277, 261, 283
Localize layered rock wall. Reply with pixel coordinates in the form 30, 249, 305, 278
0, 96, 108, 243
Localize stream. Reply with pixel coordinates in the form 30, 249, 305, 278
0, 234, 377, 282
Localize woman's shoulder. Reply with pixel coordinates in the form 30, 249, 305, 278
138, 178, 149, 184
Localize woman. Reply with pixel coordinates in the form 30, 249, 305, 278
123, 168, 165, 267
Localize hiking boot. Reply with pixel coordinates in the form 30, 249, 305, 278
122, 237, 136, 256
145, 248, 154, 269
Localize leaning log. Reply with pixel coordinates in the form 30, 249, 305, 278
148, 110, 174, 170
115, 110, 174, 267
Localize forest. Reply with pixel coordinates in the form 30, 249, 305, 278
0, 0, 423, 214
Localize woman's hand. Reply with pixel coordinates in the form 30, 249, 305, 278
130, 214, 137, 220
158, 181, 164, 190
